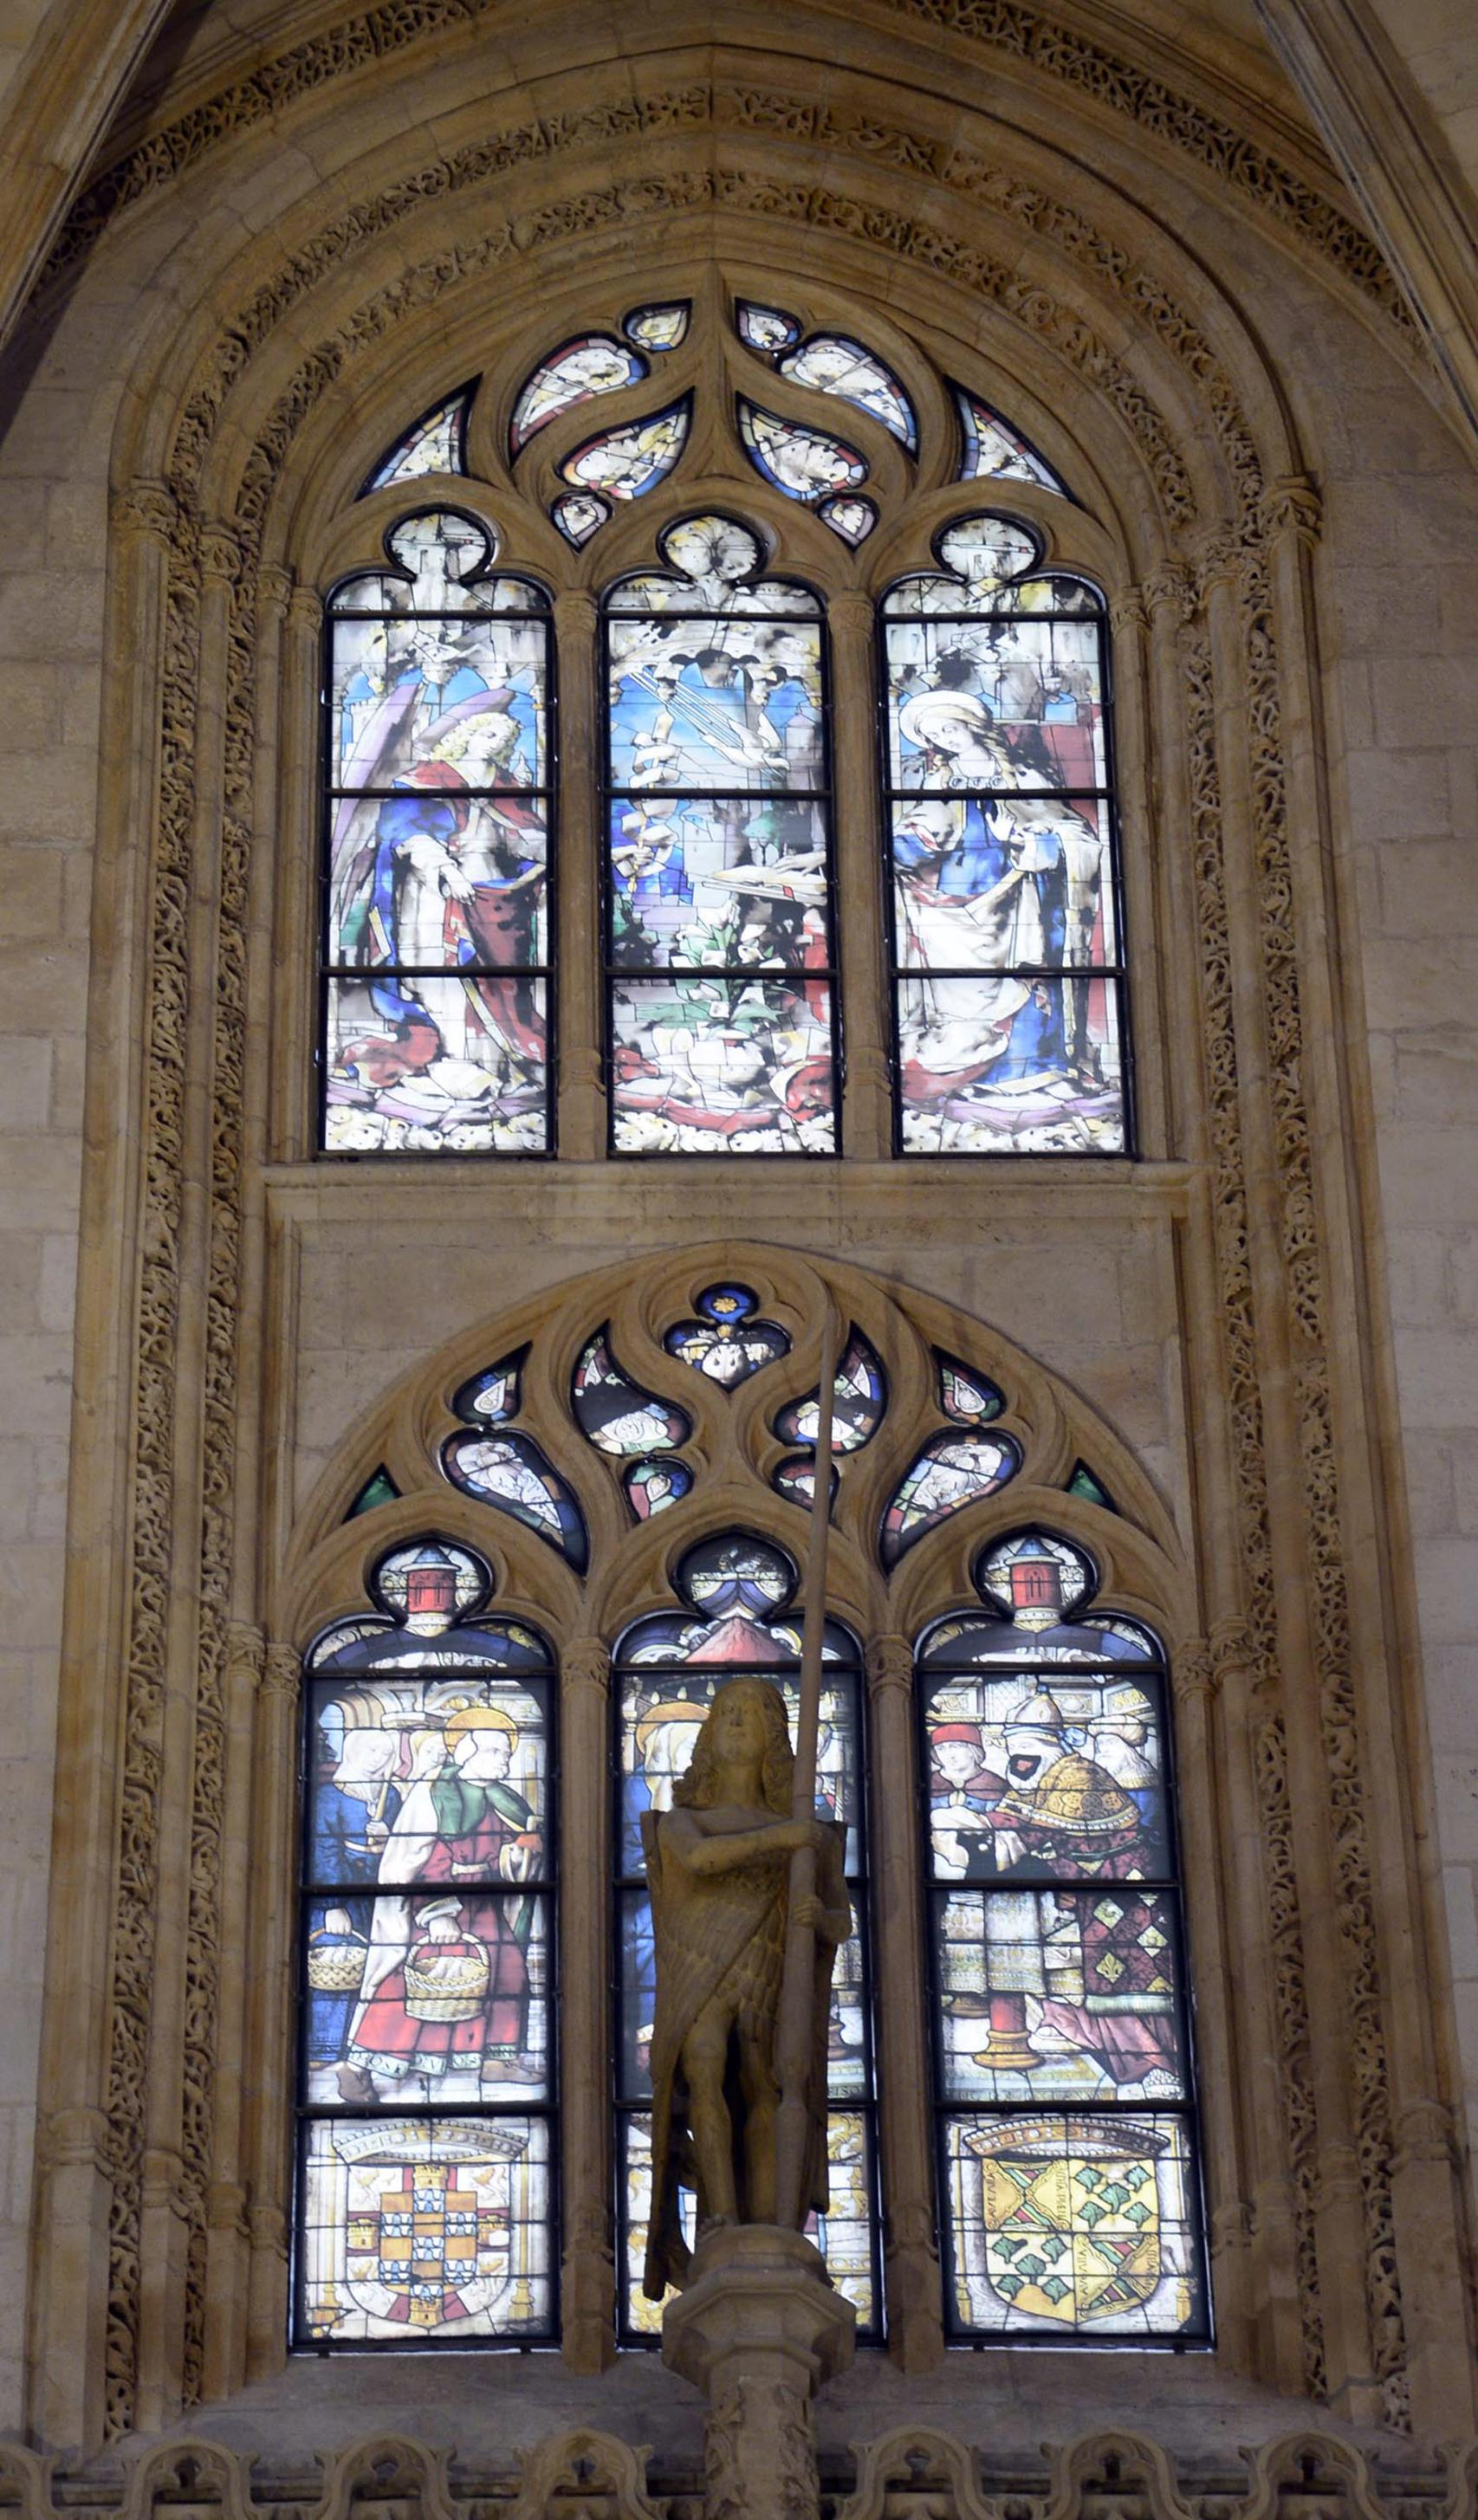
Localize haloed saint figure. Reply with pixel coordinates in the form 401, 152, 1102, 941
641, 1679, 851, 2295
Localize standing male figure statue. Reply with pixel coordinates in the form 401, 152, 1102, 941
641, 1676, 852, 2298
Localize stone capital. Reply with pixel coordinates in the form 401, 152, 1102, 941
663, 2225, 854, 2520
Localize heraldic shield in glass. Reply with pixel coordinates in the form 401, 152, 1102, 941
321, 510, 553, 1154
603, 515, 838, 1152
296, 1539, 557, 2344
883, 512, 1126, 1155
612, 1532, 878, 2335
916, 1530, 1208, 2340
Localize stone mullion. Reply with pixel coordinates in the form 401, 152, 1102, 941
243, 1644, 301, 2378
1258, 489, 1474, 2433
865, 1635, 943, 2370
554, 590, 604, 1163
559, 1636, 616, 2370
1144, 572, 1305, 2390
828, 590, 891, 1161
29, 483, 179, 2451
1201, 549, 1378, 2420
1105, 587, 1166, 1159
133, 522, 241, 2438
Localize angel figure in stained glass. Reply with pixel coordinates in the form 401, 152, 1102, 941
642, 1679, 849, 2292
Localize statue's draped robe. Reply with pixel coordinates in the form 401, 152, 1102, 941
641, 1810, 846, 2298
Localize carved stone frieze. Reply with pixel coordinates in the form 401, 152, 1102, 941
0, 2430, 1465, 2520
34, 0, 1410, 355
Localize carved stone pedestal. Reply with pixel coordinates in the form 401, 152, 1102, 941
662, 2225, 856, 2520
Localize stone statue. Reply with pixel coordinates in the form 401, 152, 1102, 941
641, 1676, 852, 2297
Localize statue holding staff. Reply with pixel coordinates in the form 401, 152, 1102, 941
641, 1676, 851, 2297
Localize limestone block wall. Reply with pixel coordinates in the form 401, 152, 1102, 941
0, 327, 109, 2430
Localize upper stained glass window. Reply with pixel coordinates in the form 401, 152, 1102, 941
882, 512, 1125, 1156
954, 389, 1069, 495
625, 302, 690, 351
613, 1533, 878, 2335
738, 401, 868, 506
321, 511, 553, 1155
509, 335, 645, 451
917, 1532, 1206, 2342
321, 303, 1132, 1166
603, 516, 837, 1153
297, 1539, 557, 2348
362, 386, 473, 494
777, 336, 917, 450
561, 398, 690, 502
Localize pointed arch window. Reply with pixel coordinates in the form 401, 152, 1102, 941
297, 1540, 557, 2346
287, 1260, 1208, 2359
611, 1531, 878, 2336
917, 1532, 1208, 2340
320, 285, 1133, 1159
321, 511, 553, 1154
602, 517, 836, 1153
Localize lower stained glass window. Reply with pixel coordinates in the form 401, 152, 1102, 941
296, 1539, 557, 2345
613, 1532, 878, 2335
917, 1529, 1209, 2342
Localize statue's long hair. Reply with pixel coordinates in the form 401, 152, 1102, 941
673, 1677, 794, 1817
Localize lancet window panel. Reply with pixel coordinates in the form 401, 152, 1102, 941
602, 516, 839, 1155
612, 1532, 879, 2338
321, 509, 554, 1156
295, 1539, 558, 2348
882, 517, 1128, 1158
916, 1531, 1209, 2344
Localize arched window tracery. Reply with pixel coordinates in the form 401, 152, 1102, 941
319, 282, 1127, 1159
287, 1254, 1203, 2361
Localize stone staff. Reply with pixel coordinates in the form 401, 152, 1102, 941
773, 1305, 841, 2232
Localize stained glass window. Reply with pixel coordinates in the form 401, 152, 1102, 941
777, 337, 917, 451
880, 1430, 1021, 1567
954, 389, 1070, 496
662, 1282, 790, 1382
603, 517, 837, 1153
738, 401, 868, 506
883, 512, 1126, 1155
613, 1533, 878, 2336
561, 398, 690, 502
361, 387, 473, 494
773, 1327, 885, 1453
917, 1531, 1208, 2342
572, 1327, 691, 1454
625, 302, 690, 351
321, 511, 552, 1154
297, 1539, 556, 2346
509, 336, 645, 452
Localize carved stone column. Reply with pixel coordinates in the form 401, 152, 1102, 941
554, 590, 605, 1161
243, 1641, 300, 2378
662, 2225, 854, 2520
560, 1635, 616, 2368
864, 1633, 943, 2368
827, 589, 891, 1161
